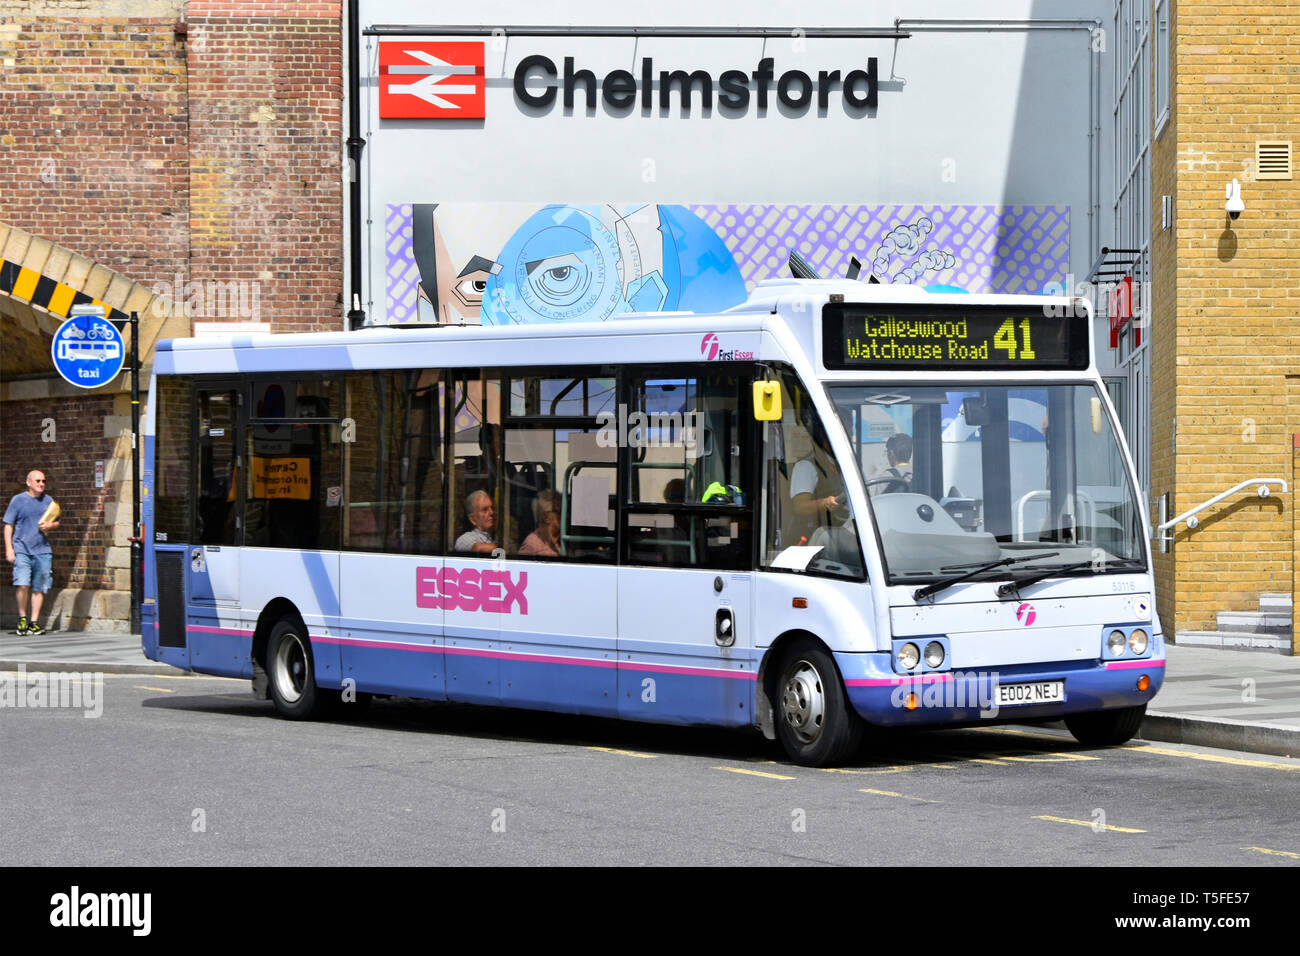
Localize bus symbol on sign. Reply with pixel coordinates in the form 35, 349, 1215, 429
51, 313, 126, 389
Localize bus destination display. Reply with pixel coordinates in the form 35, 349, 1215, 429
822, 304, 1089, 371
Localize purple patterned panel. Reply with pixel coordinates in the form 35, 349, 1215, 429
386, 204, 419, 323
687, 204, 1069, 294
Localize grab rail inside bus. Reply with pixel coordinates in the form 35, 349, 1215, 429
1014, 490, 1096, 544
560, 461, 617, 554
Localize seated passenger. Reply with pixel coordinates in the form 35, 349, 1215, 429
519, 489, 561, 557
455, 489, 498, 554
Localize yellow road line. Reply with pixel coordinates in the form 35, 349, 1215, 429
1000, 751, 1100, 762
935, 753, 1012, 766
971, 726, 1080, 743
133, 685, 176, 693
860, 788, 939, 803
820, 765, 905, 775
130, 673, 243, 682
587, 746, 657, 759
1244, 845, 1300, 860
1122, 744, 1300, 772
1034, 814, 1146, 834
715, 766, 795, 780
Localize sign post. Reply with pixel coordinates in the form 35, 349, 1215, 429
51, 305, 141, 635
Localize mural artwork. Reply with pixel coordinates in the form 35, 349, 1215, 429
383, 202, 1070, 325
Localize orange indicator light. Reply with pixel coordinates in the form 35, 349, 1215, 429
792, 598, 808, 609
1137, 675, 1150, 691
905, 693, 918, 710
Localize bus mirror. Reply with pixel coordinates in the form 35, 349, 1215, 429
1091, 396, 1102, 434
961, 396, 990, 427
753, 380, 783, 421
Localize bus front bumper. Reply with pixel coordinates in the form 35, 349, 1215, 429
834, 652, 1165, 727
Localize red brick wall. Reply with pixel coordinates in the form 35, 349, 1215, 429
1, 1, 344, 609
187, 4, 343, 331
1, 395, 118, 590
0, 15, 190, 287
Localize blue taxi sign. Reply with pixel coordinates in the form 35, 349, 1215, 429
51, 307, 126, 388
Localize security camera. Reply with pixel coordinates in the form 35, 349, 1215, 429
1225, 179, 1245, 219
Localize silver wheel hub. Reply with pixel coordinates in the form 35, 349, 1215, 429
272, 632, 307, 704
781, 660, 825, 744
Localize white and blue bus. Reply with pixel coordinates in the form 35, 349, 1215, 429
142, 280, 1163, 766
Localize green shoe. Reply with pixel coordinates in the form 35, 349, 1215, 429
14, 617, 29, 636
26, 622, 46, 636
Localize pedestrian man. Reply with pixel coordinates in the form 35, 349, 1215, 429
4, 469, 61, 635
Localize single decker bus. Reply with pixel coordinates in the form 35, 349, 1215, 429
142, 279, 1162, 766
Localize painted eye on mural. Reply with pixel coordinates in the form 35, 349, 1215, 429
450, 272, 491, 309
456, 277, 487, 298
525, 253, 592, 306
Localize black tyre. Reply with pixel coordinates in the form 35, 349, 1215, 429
774, 639, 865, 767
1065, 704, 1146, 746
267, 618, 326, 719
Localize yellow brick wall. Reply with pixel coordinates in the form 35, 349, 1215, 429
1162, 1, 1300, 638
1150, 0, 1178, 632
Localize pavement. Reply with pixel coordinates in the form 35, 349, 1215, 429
1, 630, 1297, 759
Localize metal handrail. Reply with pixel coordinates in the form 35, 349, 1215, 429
1155, 478, 1287, 547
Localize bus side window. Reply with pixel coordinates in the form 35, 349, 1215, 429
623, 371, 752, 571
244, 385, 342, 551
155, 376, 194, 543
342, 371, 444, 555
448, 373, 505, 555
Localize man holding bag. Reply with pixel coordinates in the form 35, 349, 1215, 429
4, 470, 61, 635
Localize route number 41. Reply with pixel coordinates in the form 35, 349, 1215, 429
994, 319, 1037, 360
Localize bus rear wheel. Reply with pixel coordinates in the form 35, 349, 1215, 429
1065, 704, 1146, 746
774, 640, 864, 767
267, 618, 326, 719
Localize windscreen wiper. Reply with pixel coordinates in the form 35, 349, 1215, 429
912, 552, 1059, 602
995, 557, 1146, 599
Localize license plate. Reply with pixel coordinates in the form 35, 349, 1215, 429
995, 680, 1065, 706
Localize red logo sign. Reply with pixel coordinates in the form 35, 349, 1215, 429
1108, 276, 1135, 349
379, 42, 485, 119
701, 333, 720, 361
1016, 602, 1037, 626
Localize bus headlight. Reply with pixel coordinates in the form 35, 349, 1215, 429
898, 643, 920, 670
1107, 630, 1127, 656
1129, 629, 1149, 655
924, 641, 946, 669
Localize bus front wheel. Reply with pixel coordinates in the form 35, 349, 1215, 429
267, 618, 325, 719
774, 640, 864, 767
1064, 704, 1146, 746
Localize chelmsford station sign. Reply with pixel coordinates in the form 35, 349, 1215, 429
378, 41, 878, 118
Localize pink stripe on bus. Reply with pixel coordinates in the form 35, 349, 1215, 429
1105, 658, 1165, 670
846, 674, 955, 687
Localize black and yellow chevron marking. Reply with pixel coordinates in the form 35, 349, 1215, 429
0, 258, 130, 325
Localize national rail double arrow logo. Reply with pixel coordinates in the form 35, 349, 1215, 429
379, 41, 486, 118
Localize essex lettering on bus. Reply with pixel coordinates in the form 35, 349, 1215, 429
415, 566, 529, 614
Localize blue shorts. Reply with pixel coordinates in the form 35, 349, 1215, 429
13, 552, 53, 592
